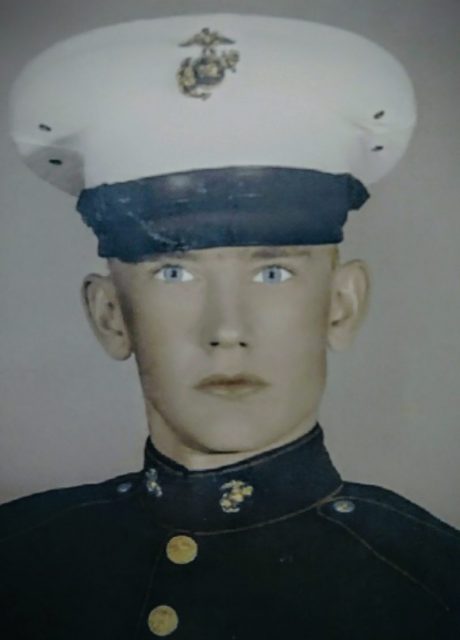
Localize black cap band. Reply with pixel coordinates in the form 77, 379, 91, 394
76, 167, 369, 262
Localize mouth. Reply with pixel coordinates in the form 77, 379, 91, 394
194, 373, 269, 398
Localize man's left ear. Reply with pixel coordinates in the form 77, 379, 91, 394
327, 260, 370, 351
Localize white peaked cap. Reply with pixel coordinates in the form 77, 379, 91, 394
10, 14, 416, 197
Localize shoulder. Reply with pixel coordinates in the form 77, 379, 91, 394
321, 481, 460, 536
0, 471, 141, 544
317, 482, 460, 612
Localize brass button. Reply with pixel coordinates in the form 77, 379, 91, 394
147, 605, 179, 637
166, 535, 198, 565
332, 499, 355, 514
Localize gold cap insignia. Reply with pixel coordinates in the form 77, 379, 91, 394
177, 27, 240, 100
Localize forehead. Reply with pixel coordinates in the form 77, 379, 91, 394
109, 245, 336, 270
148, 246, 314, 262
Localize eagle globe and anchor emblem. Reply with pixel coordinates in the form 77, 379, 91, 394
177, 27, 240, 100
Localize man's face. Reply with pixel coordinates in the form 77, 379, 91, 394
108, 245, 337, 454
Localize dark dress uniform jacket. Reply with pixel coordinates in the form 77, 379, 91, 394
1, 424, 459, 639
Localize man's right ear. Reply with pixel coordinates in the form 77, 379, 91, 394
81, 274, 132, 360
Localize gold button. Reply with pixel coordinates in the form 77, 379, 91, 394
166, 535, 198, 565
147, 605, 179, 637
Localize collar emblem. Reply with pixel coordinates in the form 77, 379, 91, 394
145, 467, 163, 497
219, 479, 254, 513
177, 27, 240, 100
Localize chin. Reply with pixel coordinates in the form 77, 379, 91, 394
181, 421, 291, 456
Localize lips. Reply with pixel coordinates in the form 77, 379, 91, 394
195, 373, 269, 398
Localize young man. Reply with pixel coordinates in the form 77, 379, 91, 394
1, 14, 459, 639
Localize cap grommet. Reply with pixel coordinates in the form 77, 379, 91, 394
39, 123, 52, 131
372, 145, 384, 152
49, 158, 62, 165
373, 110, 385, 119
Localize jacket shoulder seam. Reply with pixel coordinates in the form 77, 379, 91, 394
0, 491, 137, 544
318, 509, 451, 612
336, 493, 460, 539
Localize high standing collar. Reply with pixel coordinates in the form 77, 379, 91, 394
139, 424, 342, 533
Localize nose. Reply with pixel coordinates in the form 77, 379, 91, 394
209, 333, 248, 349
201, 277, 249, 350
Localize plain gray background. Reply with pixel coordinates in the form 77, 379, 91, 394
1, 0, 459, 527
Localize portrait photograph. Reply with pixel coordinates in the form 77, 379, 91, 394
1, 0, 459, 638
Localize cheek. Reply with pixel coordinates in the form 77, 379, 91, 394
128, 300, 199, 377
254, 288, 330, 390
256, 287, 330, 350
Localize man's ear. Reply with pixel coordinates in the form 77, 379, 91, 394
327, 260, 370, 351
81, 274, 132, 360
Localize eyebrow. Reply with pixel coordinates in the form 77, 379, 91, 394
147, 251, 199, 263
247, 247, 312, 260
146, 247, 312, 263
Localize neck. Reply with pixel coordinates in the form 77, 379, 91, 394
144, 400, 319, 470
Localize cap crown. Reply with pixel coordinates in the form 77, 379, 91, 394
10, 14, 416, 196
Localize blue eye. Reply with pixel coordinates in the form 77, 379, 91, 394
253, 265, 293, 283
154, 265, 194, 282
